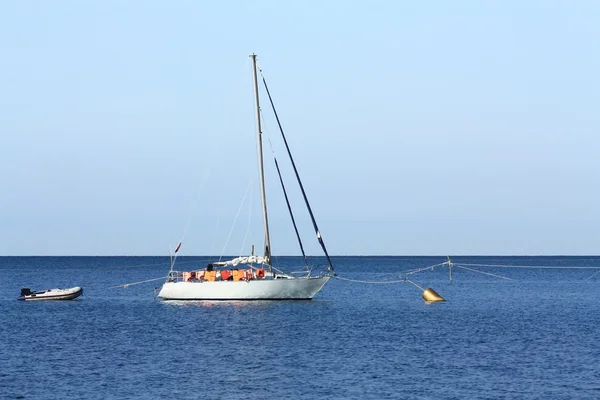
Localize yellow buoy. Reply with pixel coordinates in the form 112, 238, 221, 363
422, 287, 445, 303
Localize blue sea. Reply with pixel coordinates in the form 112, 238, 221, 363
1, 256, 600, 400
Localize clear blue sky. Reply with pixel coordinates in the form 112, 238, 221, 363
1, 0, 598, 256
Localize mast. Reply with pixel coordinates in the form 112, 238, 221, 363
250, 53, 272, 271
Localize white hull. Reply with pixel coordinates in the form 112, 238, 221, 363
18, 286, 83, 301
158, 276, 329, 300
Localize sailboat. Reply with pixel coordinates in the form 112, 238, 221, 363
157, 54, 334, 300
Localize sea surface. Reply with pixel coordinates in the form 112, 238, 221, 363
1, 256, 600, 400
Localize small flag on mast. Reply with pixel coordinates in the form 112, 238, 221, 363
174, 242, 182, 253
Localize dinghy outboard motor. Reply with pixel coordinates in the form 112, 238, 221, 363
20, 288, 32, 296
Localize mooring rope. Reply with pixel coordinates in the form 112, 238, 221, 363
110, 276, 167, 289
454, 265, 515, 281
405, 279, 425, 291
585, 269, 600, 281
330, 260, 449, 286
405, 261, 449, 276
330, 275, 427, 294
331, 275, 406, 284
109, 259, 600, 292
454, 262, 600, 269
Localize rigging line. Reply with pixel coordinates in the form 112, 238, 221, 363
209, 219, 221, 259
455, 262, 600, 269
266, 136, 309, 267
262, 116, 309, 270
219, 181, 254, 262
239, 180, 254, 257
172, 138, 221, 268
110, 276, 168, 289
288, 269, 314, 275
258, 65, 334, 272
271, 264, 286, 275
454, 265, 515, 281
168, 258, 215, 267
